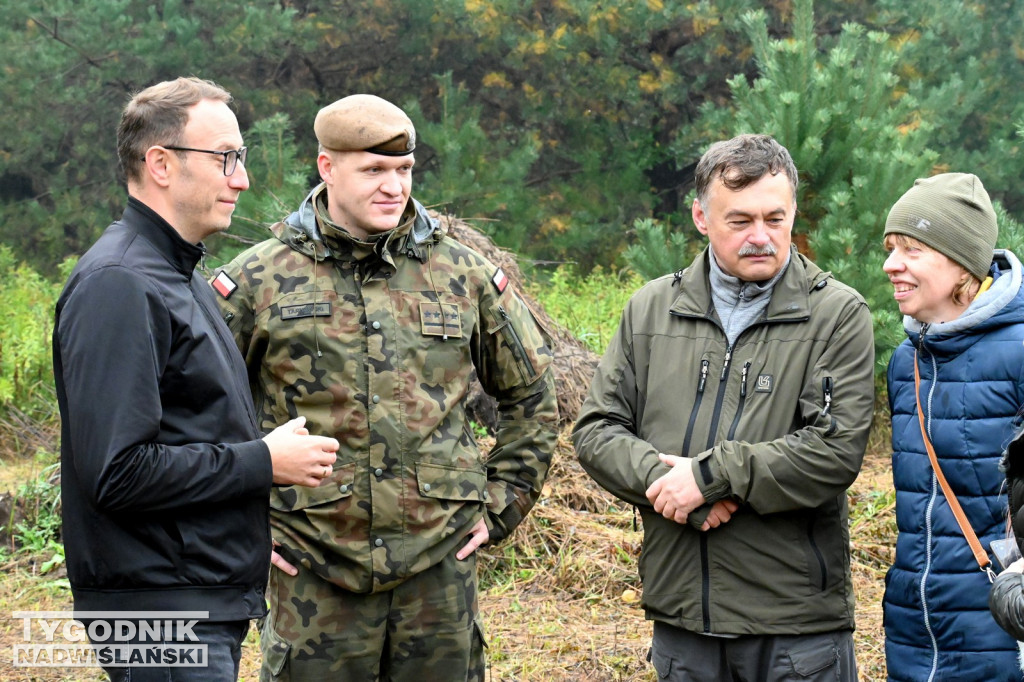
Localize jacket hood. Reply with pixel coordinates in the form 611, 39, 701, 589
276, 183, 441, 260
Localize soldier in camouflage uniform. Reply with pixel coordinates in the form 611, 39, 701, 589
211, 94, 559, 681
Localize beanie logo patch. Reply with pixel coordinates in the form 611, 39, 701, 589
915, 218, 931, 231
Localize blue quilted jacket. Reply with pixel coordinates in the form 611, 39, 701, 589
884, 250, 1024, 681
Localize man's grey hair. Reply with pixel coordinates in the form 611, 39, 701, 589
693, 134, 798, 206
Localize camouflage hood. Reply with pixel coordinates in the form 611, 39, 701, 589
277, 183, 442, 260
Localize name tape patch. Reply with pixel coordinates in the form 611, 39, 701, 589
280, 302, 332, 320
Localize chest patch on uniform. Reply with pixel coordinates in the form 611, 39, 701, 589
280, 302, 332, 320
754, 374, 774, 393
212, 271, 237, 299
420, 302, 462, 338
491, 268, 509, 294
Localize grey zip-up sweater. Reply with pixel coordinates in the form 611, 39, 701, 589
573, 246, 875, 635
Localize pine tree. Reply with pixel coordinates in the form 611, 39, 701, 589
627, 0, 938, 372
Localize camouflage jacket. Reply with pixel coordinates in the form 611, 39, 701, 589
213, 184, 558, 593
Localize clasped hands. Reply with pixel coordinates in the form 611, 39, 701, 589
646, 453, 738, 530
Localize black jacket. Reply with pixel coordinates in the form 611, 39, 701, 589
990, 426, 1024, 648
53, 198, 273, 619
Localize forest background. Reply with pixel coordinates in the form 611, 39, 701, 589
1, 0, 1024, 679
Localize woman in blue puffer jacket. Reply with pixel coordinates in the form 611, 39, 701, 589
882, 173, 1024, 681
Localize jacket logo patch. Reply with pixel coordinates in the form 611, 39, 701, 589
755, 374, 774, 393
280, 302, 332, 320
212, 271, 237, 299
420, 302, 462, 339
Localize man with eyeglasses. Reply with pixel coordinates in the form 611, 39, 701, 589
212, 94, 558, 680
53, 76, 340, 682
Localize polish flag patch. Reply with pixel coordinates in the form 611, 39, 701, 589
491, 268, 509, 294
212, 271, 238, 299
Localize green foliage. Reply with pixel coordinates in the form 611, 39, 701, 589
695, 0, 938, 375
407, 72, 542, 254
995, 201, 1024, 271
623, 217, 701, 281
527, 266, 643, 354
7, 461, 62, 553
0, 0, 309, 271
873, 0, 1024, 217
2, 0, 1023, 371
0, 247, 68, 417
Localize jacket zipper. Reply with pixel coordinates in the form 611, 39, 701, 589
681, 359, 710, 457
700, 534, 711, 632
820, 376, 837, 436
915, 327, 942, 678
668, 309, 810, 636
698, 345, 733, 483
497, 304, 537, 380
700, 345, 733, 634
807, 518, 828, 591
726, 361, 751, 441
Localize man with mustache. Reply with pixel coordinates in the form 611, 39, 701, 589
574, 134, 875, 681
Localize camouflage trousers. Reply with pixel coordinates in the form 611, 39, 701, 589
259, 551, 486, 681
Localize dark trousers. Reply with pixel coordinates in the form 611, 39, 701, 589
86, 619, 249, 682
650, 621, 857, 682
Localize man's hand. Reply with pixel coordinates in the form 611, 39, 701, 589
646, 453, 706, 525
270, 541, 298, 576
263, 416, 339, 487
701, 499, 739, 530
456, 518, 490, 560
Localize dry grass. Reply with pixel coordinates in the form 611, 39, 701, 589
0, 418, 895, 681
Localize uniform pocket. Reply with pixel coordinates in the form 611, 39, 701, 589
260, 620, 292, 679
269, 462, 357, 512
417, 461, 487, 502
484, 299, 546, 385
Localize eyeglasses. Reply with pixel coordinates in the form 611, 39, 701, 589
158, 145, 248, 176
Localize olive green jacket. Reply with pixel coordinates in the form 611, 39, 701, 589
214, 186, 558, 593
573, 247, 874, 635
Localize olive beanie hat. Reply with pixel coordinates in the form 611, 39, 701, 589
883, 172, 998, 281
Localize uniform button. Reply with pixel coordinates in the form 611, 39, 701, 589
371, 395, 380, 404
339, 484, 349, 494
374, 538, 384, 547
374, 468, 383, 477
371, 321, 381, 330
423, 483, 432, 492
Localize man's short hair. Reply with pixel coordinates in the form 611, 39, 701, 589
117, 77, 233, 185
694, 134, 798, 206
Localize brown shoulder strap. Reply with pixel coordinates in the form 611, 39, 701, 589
913, 351, 995, 581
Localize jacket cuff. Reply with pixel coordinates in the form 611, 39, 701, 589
236, 439, 274, 495
693, 451, 730, 503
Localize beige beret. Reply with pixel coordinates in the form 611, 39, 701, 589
314, 94, 416, 156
